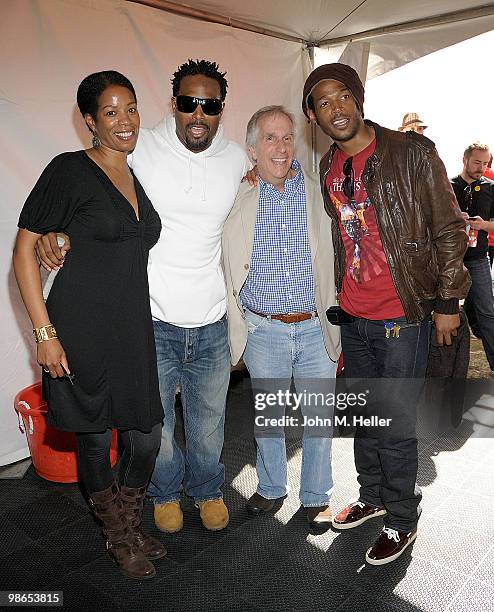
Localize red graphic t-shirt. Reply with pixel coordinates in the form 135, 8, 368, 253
326, 140, 404, 320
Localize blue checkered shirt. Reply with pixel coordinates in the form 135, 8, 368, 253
240, 160, 316, 314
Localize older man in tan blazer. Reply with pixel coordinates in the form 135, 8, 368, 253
222, 106, 340, 528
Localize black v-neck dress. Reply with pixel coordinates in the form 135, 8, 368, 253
18, 151, 164, 433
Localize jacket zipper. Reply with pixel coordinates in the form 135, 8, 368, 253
362, 159, 418, 322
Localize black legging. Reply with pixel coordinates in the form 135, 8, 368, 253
76, 423, 161, 493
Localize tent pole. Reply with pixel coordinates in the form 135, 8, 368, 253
307, 46, 318, 174
126, 0, 306, 44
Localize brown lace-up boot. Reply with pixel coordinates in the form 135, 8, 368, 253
89, 483, 156, 579
120, 486, 167, 560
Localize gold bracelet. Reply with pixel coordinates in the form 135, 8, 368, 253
33, 324, 58, 344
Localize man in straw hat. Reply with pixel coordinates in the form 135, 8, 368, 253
398, 112, 428, 134
303, 63, 469, 565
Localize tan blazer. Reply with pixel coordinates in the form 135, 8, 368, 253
222, 168, 341, 366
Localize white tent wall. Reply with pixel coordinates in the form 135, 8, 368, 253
0, 0, 308, 466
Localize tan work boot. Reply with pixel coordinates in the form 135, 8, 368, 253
197, 498, 229, 531
154, 500, 183, 533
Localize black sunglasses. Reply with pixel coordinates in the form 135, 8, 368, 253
343, 156, 354, 200
175, 95, 223, 116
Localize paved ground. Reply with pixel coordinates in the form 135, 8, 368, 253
1, 370, 493, 611
468, 335, 491, 377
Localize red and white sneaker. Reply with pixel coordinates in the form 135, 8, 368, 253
332, 500, 386, 530
366, 527, 418, 565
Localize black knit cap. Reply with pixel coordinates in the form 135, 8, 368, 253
302, 62, 365, 118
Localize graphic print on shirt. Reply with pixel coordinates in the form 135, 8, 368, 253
330, 160, 389, 286
330, 184, 370, 283
326, 141, 404, 320
327, 141, 392, 290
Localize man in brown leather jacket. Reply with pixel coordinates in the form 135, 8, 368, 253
303, 63, 470, 566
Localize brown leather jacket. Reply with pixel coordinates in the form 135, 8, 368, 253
319, 120, 470, 322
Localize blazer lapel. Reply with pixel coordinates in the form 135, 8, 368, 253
240, 184, 260, 265
305, 171, 322, 263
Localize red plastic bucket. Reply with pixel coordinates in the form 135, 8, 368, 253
14, 382, 118, 483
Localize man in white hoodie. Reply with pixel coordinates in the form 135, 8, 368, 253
37, 60, 249, 533
132, 60, 249, 533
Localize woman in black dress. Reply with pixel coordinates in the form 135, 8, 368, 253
13, 71, 165, 580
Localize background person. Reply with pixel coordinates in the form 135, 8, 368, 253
398, 112, 428, 134
13, 71, 165, 580
484, 155, 494, 266
451, 143, 494, 373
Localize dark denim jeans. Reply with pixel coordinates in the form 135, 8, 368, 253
147, 318, 230, 504
341, 315, 431, 532
464, 256, 494, 370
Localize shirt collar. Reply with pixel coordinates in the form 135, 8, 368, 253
259, 159, 303, 198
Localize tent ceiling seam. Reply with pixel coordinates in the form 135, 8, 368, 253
126, 0, 306, 44
317, 0, 368, 43
125, 0, 494, 48
318, 3, 494, 47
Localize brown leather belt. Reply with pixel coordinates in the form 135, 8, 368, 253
251, 310, 318, 324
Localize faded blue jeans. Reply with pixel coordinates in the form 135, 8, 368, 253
464, 256, 494, 370
148, 318, 230, 504
243, 310, 337, 507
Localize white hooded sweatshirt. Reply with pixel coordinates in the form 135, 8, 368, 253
130, 116, 249, 328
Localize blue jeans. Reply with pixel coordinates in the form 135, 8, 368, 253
341, 315, 430, 532
243, 310, 337, 507
148, 318, 230, 503
464, 256, 494, 370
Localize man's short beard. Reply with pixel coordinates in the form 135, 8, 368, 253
327, 121, 360, 143
185, 123, 211, 152
466, 167, 482, 181
185, 136, 211, 151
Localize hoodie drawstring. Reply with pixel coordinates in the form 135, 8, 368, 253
184, 152, 192, 194
201, 156, 207, 202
